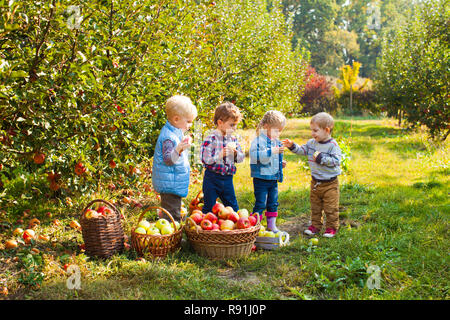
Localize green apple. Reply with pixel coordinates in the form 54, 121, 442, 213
171, 221, 180, 230
265, 231, 276, 238
161, 225, 174, 235
147, 227, 161, 235
135, 227, 147, 235
155, 218, 170, 230
138, 220, 151, 230
310, 238, 319, 245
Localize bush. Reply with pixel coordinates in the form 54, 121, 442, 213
299, 66, 335, 115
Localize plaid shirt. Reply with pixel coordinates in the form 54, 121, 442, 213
201, 130, 245, 175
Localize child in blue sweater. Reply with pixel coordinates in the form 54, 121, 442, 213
250, 110, 287, 233
152, 95, 197, 221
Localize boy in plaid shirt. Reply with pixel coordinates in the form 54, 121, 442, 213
200, 101, 244, 214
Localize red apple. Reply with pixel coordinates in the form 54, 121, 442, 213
212, 202, 224, 215
204, 212, 218, 224
191, 209, 203, 216
220, 219, 235, 231
96, 206, 107, 214
212, 223, 220, 230
228, 211, 239, 223
200, 219, 213, 231
248, 215, 257, 226
236, 217, 251, 229
190, 212, 203, 225
218, 206, 230, 220
103, 207, 114, 216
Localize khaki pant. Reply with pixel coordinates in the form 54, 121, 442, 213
310, 178, 340, 230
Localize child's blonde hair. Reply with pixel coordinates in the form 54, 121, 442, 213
256, 110, 286, 135
311, 112, 334, 131
165, 95, 197, 119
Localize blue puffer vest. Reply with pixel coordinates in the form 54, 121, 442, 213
152, 121, 190, 197
250, 133, 284, 182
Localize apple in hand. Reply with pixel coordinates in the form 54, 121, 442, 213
236, 217, 250, 229
200, 219, 213, 231
237, 208, 249, 219
220, 220, 235, 231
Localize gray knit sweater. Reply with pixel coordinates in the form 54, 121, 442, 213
289, 138, 342, 181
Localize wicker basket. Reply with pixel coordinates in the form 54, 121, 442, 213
189, 190, 204, 212
184, 216, 261, 260
131, 206, 183, 259
79, 199, 125, 258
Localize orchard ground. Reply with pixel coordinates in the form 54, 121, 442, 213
0, 117, 448, 300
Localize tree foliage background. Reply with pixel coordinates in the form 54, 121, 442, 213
376, 0, 449, 140
0, 0, 307, 199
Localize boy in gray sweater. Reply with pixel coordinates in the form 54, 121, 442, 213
283, 112, 341, 237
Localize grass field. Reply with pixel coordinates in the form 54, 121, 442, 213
1, 117, 449, 300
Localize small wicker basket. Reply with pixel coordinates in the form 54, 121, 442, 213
189, 190, 204, 212
79, 199, 125, 258
184, 216, 261, 260
131, 206, 183, 259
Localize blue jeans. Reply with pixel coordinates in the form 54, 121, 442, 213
202, 170, 239, 214
253, 178, 279, 214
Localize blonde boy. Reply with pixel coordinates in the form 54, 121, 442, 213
152, 95, 197, 221
283, 112, 341, 237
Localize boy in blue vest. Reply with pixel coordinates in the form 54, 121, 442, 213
152, 95, 198, 222
200, 101, 244, 214
250, 110, 287, 233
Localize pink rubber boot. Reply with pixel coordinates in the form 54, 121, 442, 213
265, 212, 279, 233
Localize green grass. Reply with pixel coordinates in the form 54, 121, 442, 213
1, 117, 449, 300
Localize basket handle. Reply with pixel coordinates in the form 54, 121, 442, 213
278, 231, 290, 246
80, 199, 119, 221
138, 206, 179, 231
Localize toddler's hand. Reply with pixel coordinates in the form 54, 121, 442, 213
282, 160, 287, 168
282, 139, 293, 148
272, 146, 284, 154
175, 138, 191, 154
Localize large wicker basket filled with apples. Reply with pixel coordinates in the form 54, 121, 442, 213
184, 202, 261, 260
131, 206, 183, 259
79, 199, 125, 258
